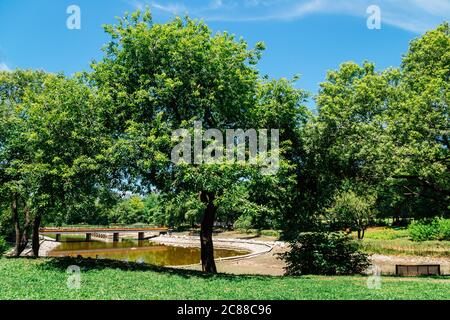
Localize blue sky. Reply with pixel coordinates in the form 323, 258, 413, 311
0, 0, 448, 105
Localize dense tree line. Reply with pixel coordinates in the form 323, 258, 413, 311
0, 10, 448, 273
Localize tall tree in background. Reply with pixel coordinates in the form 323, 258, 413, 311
0, 70, 107, 256
310, 61, 398, 222
309, 22, 449, 224
387, 22, 449, 217
1, 70, 48, 256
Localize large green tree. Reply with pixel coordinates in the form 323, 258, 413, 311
386, 22, 449, 216
89, 10, 306, 272
0, 70, 107, 256
310, 22, 449, 224
308, 61, 397, 223
0, 70, 48, 255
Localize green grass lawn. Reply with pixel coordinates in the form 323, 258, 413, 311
0, 257, 448, 300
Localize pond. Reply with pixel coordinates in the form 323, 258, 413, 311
48, 238, 250, 266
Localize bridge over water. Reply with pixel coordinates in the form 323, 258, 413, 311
39, 227, 169, 242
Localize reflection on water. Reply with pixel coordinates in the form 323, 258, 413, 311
48, 238, 249, 266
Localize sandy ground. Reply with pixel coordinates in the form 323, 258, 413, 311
180, 245, 288, 276
4, 236, 60, 257
371, 254, 450, 275
38, 237, 60, 256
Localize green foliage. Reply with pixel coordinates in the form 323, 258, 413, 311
438, 219, 450, 240
0, 237, 8, 255
0, 207, 14, 240
143, 193, 165, 226
88, 9, 308, 249
409, 219, 450, 241
282, 232, 370, 276
233, 215, 253, 231
305, 22, 450, 228
409, 220, 440, 241
327, 188, 376, 238
387, 22, 450, 217
0, 70, 109, 255
109, 196, 146, 225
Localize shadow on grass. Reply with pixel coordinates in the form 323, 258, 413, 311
23, 256, 280, 281
9, 256, 448, 281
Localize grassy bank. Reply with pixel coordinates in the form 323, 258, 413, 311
0, 257, 448, 300
357, 227, 450, 258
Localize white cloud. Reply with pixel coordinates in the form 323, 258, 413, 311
151, 2, 188, 14
128, 0, 450, 33
0, 62, 10, 72
414, 0, 450, 15
210, 0, 223, 9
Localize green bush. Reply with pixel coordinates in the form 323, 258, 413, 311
408, 220, 439, 241
408, 219, 450, 241
437, 219, 450, 240
0, 237, 9, 255
233, 215, 253, 231
281, 232, 370, 276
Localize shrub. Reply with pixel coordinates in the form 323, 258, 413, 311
409, 219, 441, 241
281, 232, 370, 276
0, 237, 9, 255
437, 219, 450, 241
233, 215, 253, 231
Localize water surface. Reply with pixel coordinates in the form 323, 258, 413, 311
49, 238, 249, 266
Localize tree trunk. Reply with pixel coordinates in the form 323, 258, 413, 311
12, 195, 23, 257
32, 214, 42, 257
357, 229, 365, 240
393, 215, 400, 226
12, 194, 31, 257
200, 191, 217, 273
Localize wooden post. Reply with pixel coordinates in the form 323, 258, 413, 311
55, 234, 61, 242
86, 233, 92, 242
138, 232, 145, 240
113, 233, 119, 242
